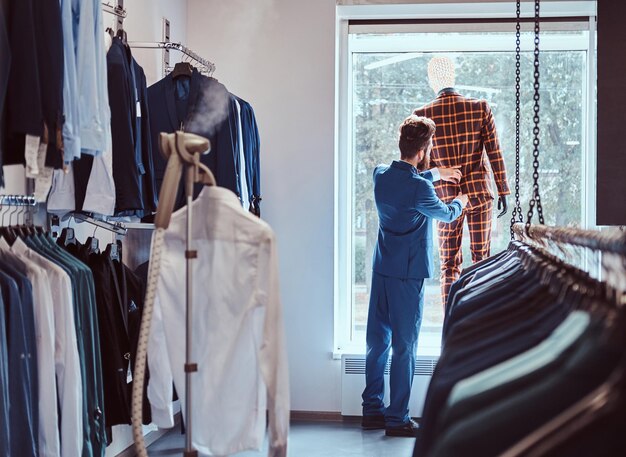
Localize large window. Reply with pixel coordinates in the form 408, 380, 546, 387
336, 24, 595, 354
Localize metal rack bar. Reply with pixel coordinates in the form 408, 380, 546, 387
128, 41, 216, 75
513, 223, 626, 256
0, 195, 37, 206
72, 213, 128, 236
102, 2, 126, 18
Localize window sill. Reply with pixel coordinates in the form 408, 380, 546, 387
333, 330, 442, 360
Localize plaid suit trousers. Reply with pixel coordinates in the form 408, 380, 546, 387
438, 197, 493, 307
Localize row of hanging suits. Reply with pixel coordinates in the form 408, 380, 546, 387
147, 66, 262, 217
413, 241, 626, 457
1, 0, 112, 200
0, 225, 149, 457
50, 38, 262, 219
0, 0, 262, 218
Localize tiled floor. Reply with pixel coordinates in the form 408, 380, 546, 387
147, 421, 416, 456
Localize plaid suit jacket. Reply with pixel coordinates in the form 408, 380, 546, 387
413, 89, 510, 202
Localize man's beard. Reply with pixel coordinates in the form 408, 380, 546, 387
416, 150, 431, 171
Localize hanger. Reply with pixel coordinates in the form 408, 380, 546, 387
15, 201, 30, 239
106, 27, 114, 38
105, 241, 120, 261
85, 225, 100, 255
59, 215, 77, 246
171, 61, 194, 79
116, 27, 128, 46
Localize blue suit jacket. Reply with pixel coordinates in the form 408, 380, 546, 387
147, 69, 240, 211
372, 160, 463, 279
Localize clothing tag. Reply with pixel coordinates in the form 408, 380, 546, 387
127, 360, 133, 384
136, 101, 141, 118
25, 135, 41, 177
35, 142, 53, 202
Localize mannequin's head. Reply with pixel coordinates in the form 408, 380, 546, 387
398, 115, 435, 171
428, 56, 455, 94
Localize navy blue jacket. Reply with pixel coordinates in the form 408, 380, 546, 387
148, 69, 239, 210
235, 97, 262, 215
372, 161, 463, 279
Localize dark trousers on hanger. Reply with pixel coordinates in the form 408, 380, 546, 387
438, 196, 493, 308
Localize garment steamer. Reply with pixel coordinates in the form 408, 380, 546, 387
131, 131, 215, 457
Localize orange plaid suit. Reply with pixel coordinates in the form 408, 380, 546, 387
414, 89, 510, 307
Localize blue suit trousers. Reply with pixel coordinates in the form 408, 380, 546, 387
362, 272, 425, 426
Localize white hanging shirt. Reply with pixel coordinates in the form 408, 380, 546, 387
47, 164, 76, 217
82, 152, 116, 216
148, 186, 289, 457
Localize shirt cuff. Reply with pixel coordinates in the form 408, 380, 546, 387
452, 197, 466, 209
430, 167, 441, 182
150, 402, 175, 428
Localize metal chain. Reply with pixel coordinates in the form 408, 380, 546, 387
526, 0, 545, 231
510, 0, 524, 239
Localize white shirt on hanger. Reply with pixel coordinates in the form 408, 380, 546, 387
10, 238, 84, 457
148, 186, 289, 457
0, 239, 60, 457
47, 163, 76, 217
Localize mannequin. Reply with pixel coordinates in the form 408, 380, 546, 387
414, 56, 510, 307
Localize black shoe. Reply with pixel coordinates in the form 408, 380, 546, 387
361, 414, 386, 430
385, 419, 420, 437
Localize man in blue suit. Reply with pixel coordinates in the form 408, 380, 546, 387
361, 115, 468, 437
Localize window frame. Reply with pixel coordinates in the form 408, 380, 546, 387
333, 4, 598, 358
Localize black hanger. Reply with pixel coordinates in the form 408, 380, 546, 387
106, 27, 114, 38
0, 226, 16, 246
105, 242, 120, 261
116, 27, 128, 46
59, 227, 77, 246
85, 236, 100, 255
116, 239, 123, 260
171, 62, 194, 79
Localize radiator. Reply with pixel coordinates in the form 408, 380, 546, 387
341, 354, 438, 418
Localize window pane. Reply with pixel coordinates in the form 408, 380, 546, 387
350, 35, 585, 345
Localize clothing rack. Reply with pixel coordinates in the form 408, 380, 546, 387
512, 223, 626, 256
128, 41, 216, 76
102, 0, 126, 31
71, 213, 128, 237
101, 1, 126, 19
0, 194, 37, 207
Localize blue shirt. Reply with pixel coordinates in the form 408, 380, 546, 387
372, 160, 463, 279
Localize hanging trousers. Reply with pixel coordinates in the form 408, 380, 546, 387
362, 272, 424, 427
438, 196, 493, 308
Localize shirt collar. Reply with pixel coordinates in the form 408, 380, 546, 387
391, 160, 417, 173
437, 87, 458, 97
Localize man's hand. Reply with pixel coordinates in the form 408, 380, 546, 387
497, 195, 508, 218
456, 193, 469, 208
439, 166, 462, 184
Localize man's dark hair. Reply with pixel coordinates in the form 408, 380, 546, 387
398, 115, 436, 159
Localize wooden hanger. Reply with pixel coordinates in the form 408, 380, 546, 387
171, 62, 194, 79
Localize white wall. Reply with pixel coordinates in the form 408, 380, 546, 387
186, 0, 340, 412
103, 0, 188, 86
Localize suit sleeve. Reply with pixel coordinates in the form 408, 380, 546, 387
420, 168, 441, 182
52, 266, 83, 457
481, 101, 510, 196
147, 293, 175, 428
415, 179, 463, 223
